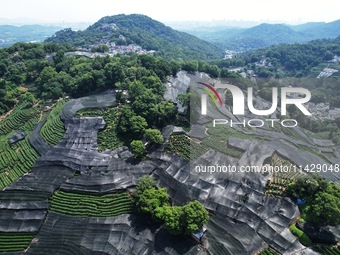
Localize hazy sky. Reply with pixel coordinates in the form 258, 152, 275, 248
1, 0, 340, 24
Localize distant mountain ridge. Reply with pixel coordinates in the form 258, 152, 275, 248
0, 25, 61, 47
46, 14, 224, 60
182, 19, 340, 51
294, 19, 340, 39
225, 23, 305, 50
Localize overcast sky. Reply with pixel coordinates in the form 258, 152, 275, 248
1, 0, 340, 24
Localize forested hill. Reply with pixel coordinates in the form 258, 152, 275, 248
45, 14, 224, 60
216, 36, 340, 77
222, 24, 305, 50
213, 35, 340, 107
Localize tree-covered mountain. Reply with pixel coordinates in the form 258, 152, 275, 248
45, 14, 224, 60
222, 23, 305, 50
0, 25, 62, 48
215, 36, 340, 77
291, 19, 340, 39
213, 36, 340, 109
182, 19, 340, 51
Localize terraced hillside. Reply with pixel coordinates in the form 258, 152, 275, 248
76, 106, 123, 151
0, 190, 49, 253
40, 100, 66, 146
0, 100, 69, 252
0, 101, 41, 189
315, 245, 340, 255
0, 138, 39, 189
0, 72, 339, 254
50, 190, 133, 217
0, 232, 37, 252
0, 102, 40, 135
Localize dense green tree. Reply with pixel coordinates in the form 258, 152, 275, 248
53, 49, 66, 66
54, 71, 74, 94
149, 101, 177, 127
182, 61, 198, 73
304, 189, 340, 226
130, 116, 148, 136
182, 201, 209, 234
256, 66, 273, 78
144, 128, 163, 144
125, 66, 151, 82
41, 81, 63, 99
25, 59, 49, 82
91, 69, 106, 90
0, 80, 25, 114
36, 66, 58, 93
104, 62, 126, 86
287, 175, 340, 226
140, 75, 165, 95
91, 56, 110, 70
0, 89, 5, 98
21, 92, 36, 105
162, 206, 184, 235
130, 140, 146, 158
138, 55, 172, 81
91, 44, 109, 53
75, 72, 95, 95
69, 60, 92, 76
203, 64, 220, 78
220, 68, 240, 78
0, 62, 8, 77
117, 106, 148, 138
177, 93, 190, 108
134, 175, 155, 199
138, 187, 169, 217
287, 175, 327, 200
134, 176, 209, 235
5, 65, 25, 84
161, 201, 209, 235
169, 61, 181, 76
116, 106, 134, 134
128, 80, 148, 100
131, 89, 163, 124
